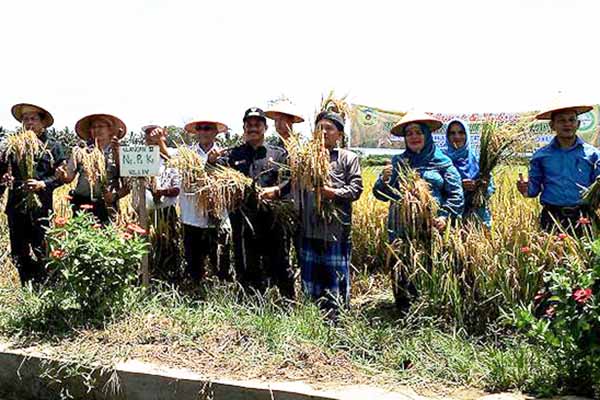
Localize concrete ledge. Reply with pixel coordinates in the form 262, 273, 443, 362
0, 344, 418, 400
1, 343, 590, 400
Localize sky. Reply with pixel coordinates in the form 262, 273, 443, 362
1, 0, 598, 136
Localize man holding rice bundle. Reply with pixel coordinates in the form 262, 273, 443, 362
517, 103, 600, 233
179, 119, 232, 282
142, 125, 182, 281
296, 111, 363, 317
0, 103, 67, 284
217, 107, 295, 299
56, 113, 128, 224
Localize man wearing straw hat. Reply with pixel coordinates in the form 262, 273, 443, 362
517, 103, 600, 233
265, 101, 305, 145
218, 107, 295, 299
0, 103, 67, 284
56, 113, 128, 224
180, 120, 232, 282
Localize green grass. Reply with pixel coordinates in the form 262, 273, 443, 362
0, 280, 560, 396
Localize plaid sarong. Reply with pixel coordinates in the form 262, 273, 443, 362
299, 237, 351, 311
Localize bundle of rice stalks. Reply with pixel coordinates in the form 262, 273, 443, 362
389, 162, 439, 241
72, 142, 107, 199
284, 129, 331, 217
168, 146, 252, 217
473, 113, 536, 207
168, 146, 208, 192
581, 176, 600, 210
205, 164, 253, 216
320, 91, 350, 120
0, 129, 44, 209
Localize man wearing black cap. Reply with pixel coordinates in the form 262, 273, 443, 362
296, 111, 363, 318
0, 103, 67, 285
218, 107, 295, 299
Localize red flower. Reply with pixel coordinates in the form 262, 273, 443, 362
92, 223, 102, 229
520, 246, 531, 254
578, 216, 591, 226
50, 249, 66, 259
545, 305, 556, 317
54, 216, 68, 227
572, 288, 593, 304
122, 232, 133, 240
557, 233, 568, 241
80, 204, 94, 210
534, 290, 546, 303
126, 223, 147, 236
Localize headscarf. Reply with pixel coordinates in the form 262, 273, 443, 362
400, 123, 452, 170
444, 119, 480, 180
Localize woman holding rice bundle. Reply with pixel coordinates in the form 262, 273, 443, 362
56, 113, 127, 224
444, 119, 495, 228
373, 111, 464, 310
296, 111, 363, 318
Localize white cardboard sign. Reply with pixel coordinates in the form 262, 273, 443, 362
119, 145, 160, 177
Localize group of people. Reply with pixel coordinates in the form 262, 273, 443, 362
0, 99, 598, 316
0, 102, 363, 318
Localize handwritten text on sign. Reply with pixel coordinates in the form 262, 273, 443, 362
119, 146, 160, 177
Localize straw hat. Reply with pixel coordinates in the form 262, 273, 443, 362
390, 111, 442, 136
265, 102, 304, 124
75, 114, 127, 140
184, 120, 229, 134
141, 124, 161, 134
536, 104, 593, 120
11, 103, 54, 128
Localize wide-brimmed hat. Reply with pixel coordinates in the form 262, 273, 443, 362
75, 114, 127, 140
141, 124, 160, 134
265, 102, 304, 124
390, 111, 442, 136
11, 103, 54, 128
536, 104, 593, 120
184, 120, 229, 134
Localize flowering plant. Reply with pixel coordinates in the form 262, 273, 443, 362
515, 238, 600, 395
45, 212, 148, 318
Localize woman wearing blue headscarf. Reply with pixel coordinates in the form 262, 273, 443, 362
444, 119, 495, 228
373, 112, 464, 311
373, 112, 464, 241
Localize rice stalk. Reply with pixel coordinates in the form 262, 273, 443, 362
473, 114, 536, 207
168, 146, 252, 218
72, 142, 107, 199
283, 129, 331, 218
320, 90, 350, 120
0, 129, 45, 210
389, 162, 439, 241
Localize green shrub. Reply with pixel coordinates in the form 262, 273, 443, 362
45, 211, 149, 320
514, 237, 600, 396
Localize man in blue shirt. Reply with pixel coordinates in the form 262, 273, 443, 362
517, 104, 600, 233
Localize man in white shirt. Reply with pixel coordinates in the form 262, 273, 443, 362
179, 120, 231, 282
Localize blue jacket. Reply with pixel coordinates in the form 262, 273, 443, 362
528, 136, 600, 207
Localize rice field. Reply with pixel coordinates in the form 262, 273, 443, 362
0, 161, 590, 397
